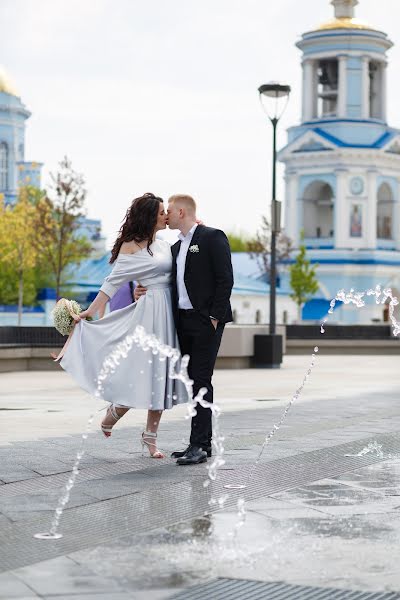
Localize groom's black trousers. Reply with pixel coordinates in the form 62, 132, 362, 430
177, 310, 225, 448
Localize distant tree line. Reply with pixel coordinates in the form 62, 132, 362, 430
0, 157, 93, 323
227, 221, 319, 321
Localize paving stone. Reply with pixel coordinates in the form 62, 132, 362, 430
246, 497, 327, 519
1, 367, 400, 596
13, 555, 126, 596
75, 473, 155, 500
0, 571, 40, 598
44, 595, 134, 600
0, 490, 97, 522
0, 466, 40, 483
15, 460, 74, 477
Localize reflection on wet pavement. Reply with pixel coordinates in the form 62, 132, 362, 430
69, 459, 400, 595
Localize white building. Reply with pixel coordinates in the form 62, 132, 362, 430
279, 0, 400, 324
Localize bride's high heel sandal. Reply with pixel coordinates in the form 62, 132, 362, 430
101, 404, 123, 438
141, 431, 165, 459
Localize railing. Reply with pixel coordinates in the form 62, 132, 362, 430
304, 236, 334, 249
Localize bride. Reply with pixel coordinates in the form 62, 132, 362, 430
59, 192, 188, 458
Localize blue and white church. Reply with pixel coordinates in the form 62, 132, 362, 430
0, 67, 105, 255
0, 67, 42, 204
280, 0, 400, 323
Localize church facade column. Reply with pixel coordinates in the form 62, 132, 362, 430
381, 61, 388, 122
361, 56, 370, 119
284, 171, 299, 245
338, 54, 348, 118
394, 177, 400, 251
334, 169, 348, 248
302, 59, 314, 122
366, 169, 377, 249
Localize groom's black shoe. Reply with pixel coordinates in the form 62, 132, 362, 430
171, 444, 212, 459
176, 446, 207, 465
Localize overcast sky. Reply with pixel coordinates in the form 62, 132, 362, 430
2, 0, 400, 248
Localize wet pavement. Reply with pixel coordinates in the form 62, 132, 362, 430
0, 357, 400, 598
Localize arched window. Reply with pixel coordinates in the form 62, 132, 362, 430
377, 182, 394, 240
0, 143, 8, 190
303, 181, 334, 240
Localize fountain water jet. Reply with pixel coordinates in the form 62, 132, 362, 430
231, 285, 399, 528
35, 285, 399, 541
34, 325, 226, 539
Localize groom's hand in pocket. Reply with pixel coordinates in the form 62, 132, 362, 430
134, 285, 147, 301
210, 318, 218, 330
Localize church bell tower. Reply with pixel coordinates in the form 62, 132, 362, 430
279, 0, 400, 322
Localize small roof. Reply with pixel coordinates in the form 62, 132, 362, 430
313, 0, 374, 33
315, 17, 373, 31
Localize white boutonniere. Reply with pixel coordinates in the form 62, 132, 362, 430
189, 244, 199, 253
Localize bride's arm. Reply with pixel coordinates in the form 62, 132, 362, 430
79, 291, 109, 320
78, 257, 138, 319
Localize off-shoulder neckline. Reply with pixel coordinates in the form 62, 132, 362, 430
118, 239, 166, 258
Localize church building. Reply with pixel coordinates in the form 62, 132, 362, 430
0, 67, 105, 256
0, 67, 42, 204
279, 0, 400, 323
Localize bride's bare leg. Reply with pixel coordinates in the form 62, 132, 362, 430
142, 410, 164, 458
146, 409, 162, 433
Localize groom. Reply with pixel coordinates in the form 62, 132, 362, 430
136, 194, 234, 465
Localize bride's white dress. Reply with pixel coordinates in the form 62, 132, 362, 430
60, 239, 188, 409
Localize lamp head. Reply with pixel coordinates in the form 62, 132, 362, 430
258, 82, 291, 120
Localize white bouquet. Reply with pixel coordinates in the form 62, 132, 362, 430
52, 298, 82, 336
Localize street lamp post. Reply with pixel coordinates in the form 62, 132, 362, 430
254, 82, 291, 368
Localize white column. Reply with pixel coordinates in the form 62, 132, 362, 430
334, 169, 348, 248
395, 177, 400, 251
333, 0, 357, 18
381, 61, 387, 122
284, 171, 298, 244
338, 55, 347, 118
302, 59, 314, 122
361, 56, 370, 119
366, 170, 377, 249
312, 61, 319, 118
302, 60, 307, 122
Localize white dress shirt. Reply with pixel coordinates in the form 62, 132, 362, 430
177, 224, 197, 309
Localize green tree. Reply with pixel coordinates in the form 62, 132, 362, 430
0, 260, 37, 307
226, 231, 252, 252
0, 190, 38, 323
31, 156, 93, 298
19, 185, 55, 291
289, 239, 319, 321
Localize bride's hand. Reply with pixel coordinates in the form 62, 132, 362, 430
77, 309, 93, 321
134, 285, 147, 301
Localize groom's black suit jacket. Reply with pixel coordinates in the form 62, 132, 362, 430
171, 225, 234, 326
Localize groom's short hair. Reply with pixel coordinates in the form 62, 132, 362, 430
169, 194, 196, 214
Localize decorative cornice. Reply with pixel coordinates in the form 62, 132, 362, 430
0, 103, 30, 119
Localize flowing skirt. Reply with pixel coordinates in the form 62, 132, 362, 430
60, 287, 188, 409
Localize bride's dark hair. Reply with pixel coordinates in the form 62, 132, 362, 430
110, 192, 163, 264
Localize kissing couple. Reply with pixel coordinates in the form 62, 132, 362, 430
59, 193, 234, 465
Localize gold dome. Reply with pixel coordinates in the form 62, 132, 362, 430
316, 17, 373, 31
0, 66, 18, 96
